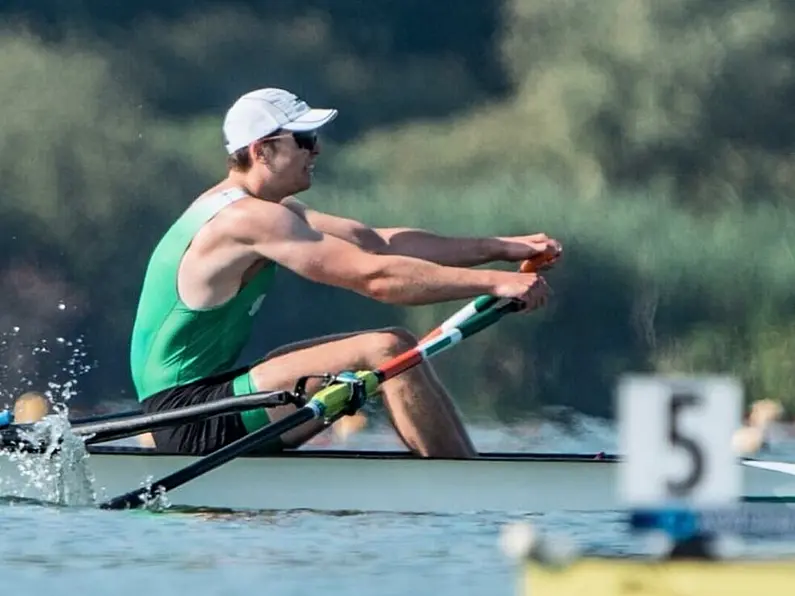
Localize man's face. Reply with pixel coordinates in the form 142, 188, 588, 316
258, 131, 320, 195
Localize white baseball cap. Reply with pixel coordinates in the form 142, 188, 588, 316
222, 88, 338, 154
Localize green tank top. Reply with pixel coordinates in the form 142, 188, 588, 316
130, 187, 276, 401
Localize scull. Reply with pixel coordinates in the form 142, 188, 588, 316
0, 445, 794, 514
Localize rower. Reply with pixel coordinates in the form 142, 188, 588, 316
127, 86, 560, 457
732, 398, 784, 456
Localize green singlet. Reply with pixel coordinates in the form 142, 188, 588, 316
129, 187, 277, 432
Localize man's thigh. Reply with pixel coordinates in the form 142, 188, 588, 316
249, 326, 412, 392
143, 371, 250, 455
239, 327, 412, 446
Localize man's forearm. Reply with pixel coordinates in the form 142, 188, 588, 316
373, 228, 512, 267
363, 254, 514, 305
292, 202, 521, 267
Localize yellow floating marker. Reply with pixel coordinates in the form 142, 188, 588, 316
501, 522, 795, 596
522, 557, 795, 596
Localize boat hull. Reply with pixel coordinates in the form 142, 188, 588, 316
1, 447, 794, 514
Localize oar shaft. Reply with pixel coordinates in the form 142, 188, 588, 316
100, 404, 319, 510
379, 299, 520, 382
418, 255, 546, 343
309, 298, 522, 420
420, 295, 499, 342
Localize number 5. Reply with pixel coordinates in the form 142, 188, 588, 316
667, 392, 704, 496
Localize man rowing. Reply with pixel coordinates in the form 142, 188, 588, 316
129, 87, 561, 458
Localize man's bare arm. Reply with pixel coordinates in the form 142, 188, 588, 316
225, 201, 543, 306
282, 198, 537, 267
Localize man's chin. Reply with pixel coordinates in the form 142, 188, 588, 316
294, 175, 313, 193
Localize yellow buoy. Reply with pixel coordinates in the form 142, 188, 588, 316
135, 432, 156, 448
13, 391, 50, 424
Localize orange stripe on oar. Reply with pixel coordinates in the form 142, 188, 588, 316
378, 349, 425, 380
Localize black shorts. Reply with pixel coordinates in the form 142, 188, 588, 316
141, 367, 274, 456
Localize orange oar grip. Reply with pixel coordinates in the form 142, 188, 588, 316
520, 251, 557, 273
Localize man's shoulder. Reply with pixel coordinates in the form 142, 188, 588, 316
213, 196, 306, 243
220, 195, 288, 221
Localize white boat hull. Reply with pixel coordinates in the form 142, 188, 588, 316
1, 447, 794, 514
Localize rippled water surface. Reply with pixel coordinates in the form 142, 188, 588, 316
0, 503, 628, 596
2, 421, 795, 596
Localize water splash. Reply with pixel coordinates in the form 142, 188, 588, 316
0, 415, 97, 507
0, 320, 101, 507
134, 476, 172, 512
0, 323, 97, 414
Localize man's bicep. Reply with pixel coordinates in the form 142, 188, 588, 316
283, 198, 386, 252
249, 208, 376, 290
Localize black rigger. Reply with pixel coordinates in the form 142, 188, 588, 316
0, 390, 300, 454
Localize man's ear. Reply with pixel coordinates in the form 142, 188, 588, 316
256, 142, 276, 165
249, 142, 265, 163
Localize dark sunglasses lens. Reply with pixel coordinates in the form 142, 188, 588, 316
294, 132, 318, 151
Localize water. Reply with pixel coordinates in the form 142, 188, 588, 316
2, 504, 493, 595
2, 422, 795, 596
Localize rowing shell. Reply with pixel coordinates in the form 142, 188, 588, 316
1, 446, 794, 514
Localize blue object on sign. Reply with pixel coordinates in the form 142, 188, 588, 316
629, 506, 795, 538
629, 508, 699, 540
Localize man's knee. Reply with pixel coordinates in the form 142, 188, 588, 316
367, 326, 418, 360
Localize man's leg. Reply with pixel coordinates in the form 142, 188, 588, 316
246, 327, 477, 458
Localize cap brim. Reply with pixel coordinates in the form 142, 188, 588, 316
282, 108, 338, 132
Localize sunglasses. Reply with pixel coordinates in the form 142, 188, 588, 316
292, 131, 319, 151
260, 131, 319, 152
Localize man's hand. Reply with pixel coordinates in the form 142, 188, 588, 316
493, 272, 551, 313
499, 234, 563, 269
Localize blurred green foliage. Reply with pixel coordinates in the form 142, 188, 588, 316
1, 0, 793, 421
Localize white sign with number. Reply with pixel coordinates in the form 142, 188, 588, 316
618, 375, 742, 507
